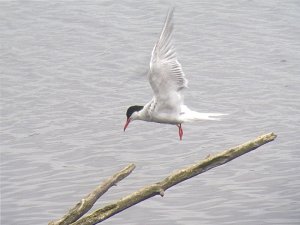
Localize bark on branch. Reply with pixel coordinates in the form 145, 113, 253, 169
49, 132, 277, 225
49, 163, 135, 225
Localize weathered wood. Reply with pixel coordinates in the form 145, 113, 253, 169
70, 132, 276, 225
49, 163, 135, 225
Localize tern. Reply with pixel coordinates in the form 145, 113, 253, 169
124, 8, 226, 140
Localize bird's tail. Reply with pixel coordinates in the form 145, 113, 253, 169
191, 112, 227, 121
180, 105, 227, 122
180, 106, 226, 122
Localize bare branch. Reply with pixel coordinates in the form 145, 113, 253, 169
49, 163, 135, 225
70, 132, 276, 225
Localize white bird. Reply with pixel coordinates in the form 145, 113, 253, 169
124, 8, 226, 140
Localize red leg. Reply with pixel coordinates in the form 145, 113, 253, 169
177, 124, 183, 140
180, 124, 183, 140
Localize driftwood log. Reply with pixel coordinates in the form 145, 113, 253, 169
49, 132, 277, 225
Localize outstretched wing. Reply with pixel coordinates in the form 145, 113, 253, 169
148, 8, 188, 114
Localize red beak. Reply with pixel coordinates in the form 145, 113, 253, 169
124, 118, 131, 131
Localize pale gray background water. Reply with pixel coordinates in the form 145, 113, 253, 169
1, 0, 300, 224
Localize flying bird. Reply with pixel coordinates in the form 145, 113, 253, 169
124, 8, 225, 140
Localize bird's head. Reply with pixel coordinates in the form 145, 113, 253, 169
124, 105, 144, 131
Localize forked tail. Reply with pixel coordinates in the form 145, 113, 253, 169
192, 112, 227, 121
180, 105, 227, 122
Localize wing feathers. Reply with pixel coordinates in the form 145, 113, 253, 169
149, 8, 188, 100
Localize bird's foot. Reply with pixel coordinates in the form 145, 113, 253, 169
177, 124, 183, 140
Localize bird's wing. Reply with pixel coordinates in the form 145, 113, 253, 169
148, 8, 188, 115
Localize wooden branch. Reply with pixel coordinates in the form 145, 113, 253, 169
49, 163, 135, 225
70, 132, 276, 225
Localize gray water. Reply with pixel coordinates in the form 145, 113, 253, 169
1, 1, 300, 224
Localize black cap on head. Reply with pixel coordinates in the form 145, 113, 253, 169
126, 105, 143, 118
